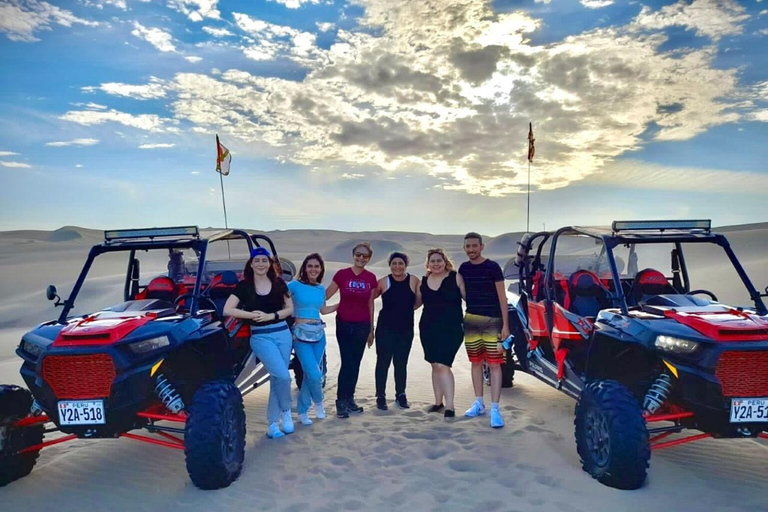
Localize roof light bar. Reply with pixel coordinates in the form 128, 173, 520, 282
104, 226, 200, 242
612, 220, 711, 233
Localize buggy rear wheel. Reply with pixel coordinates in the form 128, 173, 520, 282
574, 380, 649, 490
0, 385, 44, 487
184, 380, 245, 490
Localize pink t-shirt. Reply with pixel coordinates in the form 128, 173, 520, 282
333, 267, 378, 323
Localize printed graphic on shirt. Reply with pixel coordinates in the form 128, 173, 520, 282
348, 279, 372, 290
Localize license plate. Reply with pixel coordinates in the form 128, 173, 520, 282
729, 397, 768, 423
58, 400, 106, 425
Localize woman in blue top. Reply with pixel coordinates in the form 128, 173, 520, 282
287, 253, 338, 425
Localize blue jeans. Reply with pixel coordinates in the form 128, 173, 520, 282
294, 333, 326, 414
250, 323, 293, 424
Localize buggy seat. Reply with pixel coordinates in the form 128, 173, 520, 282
566, 270, 609, 318
628, 268, 677, 306
207, 271, 239, 317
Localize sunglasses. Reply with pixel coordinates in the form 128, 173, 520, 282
354, 252, 371, 259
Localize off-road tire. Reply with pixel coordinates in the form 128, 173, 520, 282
574, 380, 649, 490
184, 380, 245, 490
0, 385, 44, 487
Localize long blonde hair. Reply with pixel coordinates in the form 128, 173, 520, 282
425, 248, 454, 275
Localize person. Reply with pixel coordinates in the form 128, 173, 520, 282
325, 242, 378, 418
459, 232, 509, 429
374, 252, 419, 410
418, 248, 465, 418
287, 253, 338, 425
223, 247, 295, 439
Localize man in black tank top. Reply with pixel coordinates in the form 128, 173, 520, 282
374, 252, 419, 410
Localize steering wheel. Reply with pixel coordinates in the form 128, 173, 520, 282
174, 294, 219, 314
687, 289, 718, 301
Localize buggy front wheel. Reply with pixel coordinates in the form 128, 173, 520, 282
184, 380, 245, 490
574, 380, 649, 490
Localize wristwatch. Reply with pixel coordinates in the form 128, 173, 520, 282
274, 312, 279, 321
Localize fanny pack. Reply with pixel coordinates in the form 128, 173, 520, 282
293, 321, 325, 343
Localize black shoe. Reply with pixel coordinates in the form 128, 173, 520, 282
376, 395, 388, 411
346, 398, 364, 413
427, 403, 444, 413
444, 409, 455, 418
335, 400, 350, 418
396, 393, 410, 409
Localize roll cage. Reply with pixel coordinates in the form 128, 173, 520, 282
56, 227, 280, 324
515, 224, 767, 316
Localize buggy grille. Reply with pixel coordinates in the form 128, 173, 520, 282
715, 351, 768, 398
43, 354, 116, 399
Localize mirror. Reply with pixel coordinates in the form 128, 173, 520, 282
46, 285, 57, 301
278, 257, 297, 283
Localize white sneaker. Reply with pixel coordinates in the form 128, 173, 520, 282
281, 410, 295, 434
314, 401, 326, 419
464, 400, 486, 418
490, 407, 504, 428
298, 413, 313, 426
266, 422, 284, 439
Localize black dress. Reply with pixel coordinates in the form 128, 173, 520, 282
419, 271, 464, 367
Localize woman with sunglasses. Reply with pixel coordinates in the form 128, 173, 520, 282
418, 248, 465, 418
223, 247, 294, 439
325, 242, 378, 418
287, 253, 338, 425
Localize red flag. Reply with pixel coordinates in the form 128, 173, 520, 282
527, 122, 535, 163
216, 134, 231, 176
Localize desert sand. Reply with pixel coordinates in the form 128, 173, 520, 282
0, 224, 766, 512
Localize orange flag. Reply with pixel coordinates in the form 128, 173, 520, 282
527, 122, 535, 163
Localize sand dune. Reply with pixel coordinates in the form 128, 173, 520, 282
0, 224, 766, 511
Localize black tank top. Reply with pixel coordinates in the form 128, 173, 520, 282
377, 274, 415, 330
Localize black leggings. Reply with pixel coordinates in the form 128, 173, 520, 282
375, 327, 413, 397
336, 319, 371, 400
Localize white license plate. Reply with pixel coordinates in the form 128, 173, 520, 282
58, 400, 106, 425
729, 397, 768, 423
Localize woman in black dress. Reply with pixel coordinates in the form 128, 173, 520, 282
418, 248, 465, 417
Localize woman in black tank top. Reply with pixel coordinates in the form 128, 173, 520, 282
374, 252, 419, 410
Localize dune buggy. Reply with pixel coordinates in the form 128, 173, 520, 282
507, 220, 768, 489
0, 226, 294, 489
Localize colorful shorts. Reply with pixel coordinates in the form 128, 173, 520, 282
464, 313, 505, 365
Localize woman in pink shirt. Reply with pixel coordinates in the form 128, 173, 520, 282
325, 242, 378, 418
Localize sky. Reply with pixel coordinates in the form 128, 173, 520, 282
0, 0, 766, 236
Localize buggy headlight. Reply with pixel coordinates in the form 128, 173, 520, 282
20, 339, 44, 357
129, 336, 170, 354
654, 335, 699, 354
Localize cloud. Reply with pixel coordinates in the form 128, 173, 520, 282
0, 161, 32, 168
630, 0, 749, 41
163, 0, 757, 196
233, 12, 322, 63
75, 164, 83, 168
340, 173, 365, 179
587, 160, 768, 195
167, 0, 220, 22
316, 22, 335, 32
138, 143, 176, 149
83, 0, 127, 9
83, 77, 168, 99
185, 55, 203, 63
45, 138, 100, 146
60, 108, 172, 132
269, 0, 321, 9
131, 21, 176, 52
581, 0, 613, 8
0, 151, 20, 156
0, 0, 99, 42
202, 26, 233, 37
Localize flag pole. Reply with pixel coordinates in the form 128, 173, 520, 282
219, 170, 231, 259
527, 159, 530, 233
